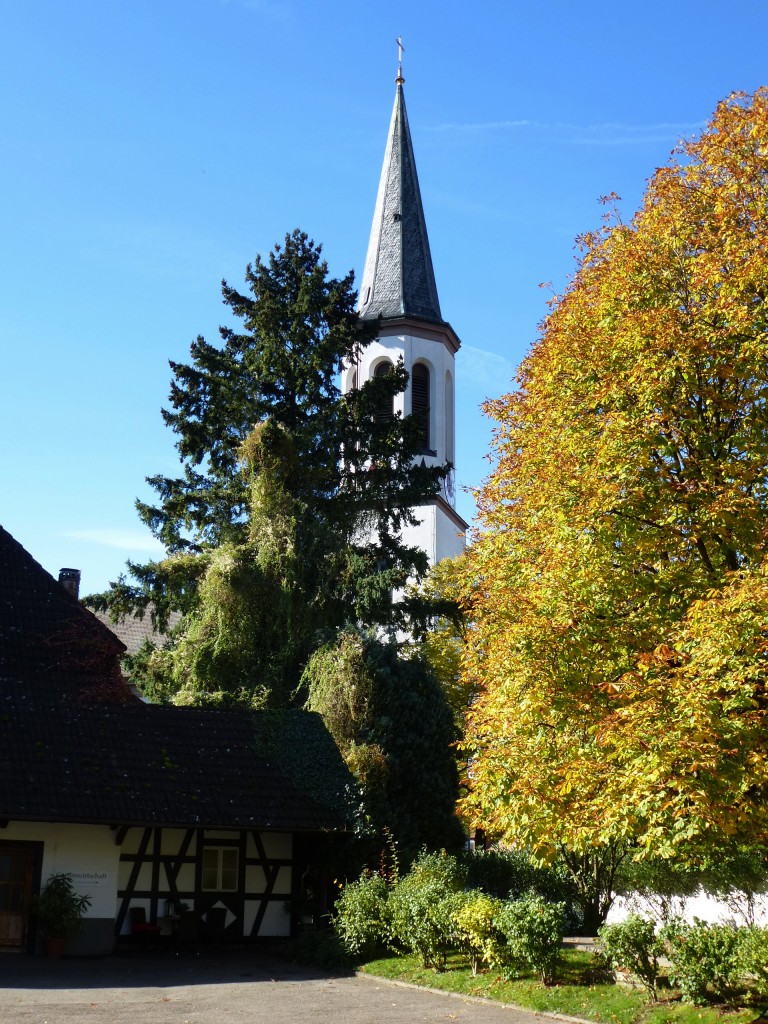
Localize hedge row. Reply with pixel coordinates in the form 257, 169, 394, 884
333, 850, 567, 983
599, 914, 768, 1005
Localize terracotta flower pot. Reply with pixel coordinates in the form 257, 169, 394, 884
44, 936, 66, 958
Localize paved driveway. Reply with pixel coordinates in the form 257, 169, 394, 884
0, 950, 568, 1024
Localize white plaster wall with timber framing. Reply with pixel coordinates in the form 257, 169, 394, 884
116, 826, 293, 939
2, 821, 119, 954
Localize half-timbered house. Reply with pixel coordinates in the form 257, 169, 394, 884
0, 526, 353, 955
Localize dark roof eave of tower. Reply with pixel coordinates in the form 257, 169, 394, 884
358, 79, 443, 324
371, 312, 461, 356
421, 494, 469, 533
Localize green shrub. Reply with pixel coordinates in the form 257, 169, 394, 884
401, 848, 467, 890
463, 848, 577, 903
292, 928, 353, 969
463, 848, 540, 898
495, 893, 567, 985
333, 871, 390, 958
387, 850, 464, 970
662, 918, 743, 1005
387, 883, 458, 970
598, 915, 664, 1001
738, 925, 768, 997
461, 849, 583, 934
452, 890, 501, 976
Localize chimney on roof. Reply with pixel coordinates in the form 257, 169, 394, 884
58, 568, 81, 600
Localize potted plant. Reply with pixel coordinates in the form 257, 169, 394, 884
32, 873, 91, 956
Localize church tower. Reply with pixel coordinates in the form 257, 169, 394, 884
345, 52, 467, 566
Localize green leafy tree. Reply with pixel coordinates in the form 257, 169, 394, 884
457, 91, 768, 881
138, 420, 352, 708
90, 230, 447, 704
302, 629, 464, 854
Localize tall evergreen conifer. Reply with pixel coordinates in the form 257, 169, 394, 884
92, 230, 447, 706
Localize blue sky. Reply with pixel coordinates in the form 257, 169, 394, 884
2, 0, 767, 593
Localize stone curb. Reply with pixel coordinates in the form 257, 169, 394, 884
356, 969, 596, 1024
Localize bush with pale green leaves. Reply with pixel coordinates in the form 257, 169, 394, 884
598, 915, 664, 1001
386, 850, 465, 970
494, 893, 567, 985
333, 871, 390, 958
451, 890, 501, 975
662, 918, 743, 1005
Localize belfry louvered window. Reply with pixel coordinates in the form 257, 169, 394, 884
412, 363, 431, 454
374, 361, 395, 422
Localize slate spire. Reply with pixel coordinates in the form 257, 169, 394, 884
358, 62, 442, 323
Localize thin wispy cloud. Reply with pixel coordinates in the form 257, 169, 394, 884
461, 345, 516, 394
431, 120, 536, 132
63, 529, 165, 554
427, 119, 704, 147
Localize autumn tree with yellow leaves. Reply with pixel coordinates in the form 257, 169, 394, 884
458, 91, 768, 927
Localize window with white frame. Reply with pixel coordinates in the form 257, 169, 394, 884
201, 847, 238, 891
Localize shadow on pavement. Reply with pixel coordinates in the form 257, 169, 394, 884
0, 946, 354, 991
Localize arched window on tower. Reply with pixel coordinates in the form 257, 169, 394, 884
374, 360, 395, 423
412, 363, 431, 454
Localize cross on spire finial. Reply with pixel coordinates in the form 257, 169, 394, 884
395, 35, 405, 84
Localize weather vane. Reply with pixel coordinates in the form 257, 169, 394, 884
396, 35, 405, 83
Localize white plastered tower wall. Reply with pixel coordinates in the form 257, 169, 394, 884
347, 57, 467, 567
343, 320, 465, 564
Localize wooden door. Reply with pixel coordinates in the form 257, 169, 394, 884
0, 848, 34, 949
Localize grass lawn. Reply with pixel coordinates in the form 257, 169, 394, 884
359, 950, 760, 1024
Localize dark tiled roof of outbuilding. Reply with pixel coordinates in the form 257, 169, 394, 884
0, 701, 352, 832
0, 525, 354, 833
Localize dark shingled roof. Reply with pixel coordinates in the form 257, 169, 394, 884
0, 525, 353, 833
93, 607, 182, 655
0, 702, 353, 831
0, 525, 131, 703
358, 80, 443, 323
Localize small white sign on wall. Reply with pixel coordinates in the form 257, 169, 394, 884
70, 871, 110, 890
